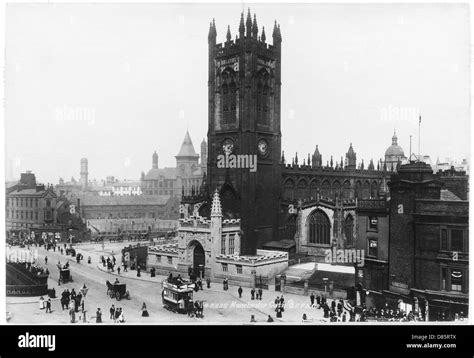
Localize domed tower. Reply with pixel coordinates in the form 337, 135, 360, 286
345, 143, 357, 170
384, 131, 406, 172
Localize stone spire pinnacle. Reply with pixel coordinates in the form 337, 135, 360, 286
261, 26, 266, 42
252, 13, 258, 38
246, 8, 252, 37
211, 189, 222, 217
226, 25, 232, 42
239, 12, 245, 37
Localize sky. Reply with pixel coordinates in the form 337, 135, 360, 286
4, 3, 470, 184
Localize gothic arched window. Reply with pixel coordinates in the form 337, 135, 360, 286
296, 179, 308, 199
256, 70, 270, 125
355, 180, 362, 199
321, 180, 331, 199
371, 180, 378, 199
283, 179, 295, 200
309, 180, 318, 199
221, 69, 238, 125
308, 210, 331, 245
343, 180, 351, 199
344, 214, 354, 246
333, 180, 341, 199
363, 181, 370, 199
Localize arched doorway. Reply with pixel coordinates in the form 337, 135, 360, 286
192, 241, 205, 278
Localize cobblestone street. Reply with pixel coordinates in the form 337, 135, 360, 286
7, 243, 330, 325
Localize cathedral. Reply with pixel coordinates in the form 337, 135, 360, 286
151, 10, 409, 285
181, 10, 405, 255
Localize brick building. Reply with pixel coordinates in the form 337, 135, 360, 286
386, 162, 469, 320
354, 198, 390, 303
75, 194, 180, 220
6, 172, 57, 232
141, 131, 207, 198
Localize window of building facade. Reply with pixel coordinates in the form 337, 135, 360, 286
229, 236, 235, 255
236, 265, 242, 274
440, 227, 467, 252
344, 215, 354, 246
221, 236, 226, 255
368, 238, 378, 257
222, 263, 228, 272
156, 255, 161, 263
368, 217, 378, 232
451, 229, 464, 252
167, 256, 172, 265
308, 210, 331, 245
283, 179, 295, 200
440, 266, 467, 292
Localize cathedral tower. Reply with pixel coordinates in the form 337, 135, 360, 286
207, 10, 282, 255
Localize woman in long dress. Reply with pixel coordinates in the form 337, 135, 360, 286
39, 296, 45, 310
96, 308, 102, 323
141, 303, 149, 317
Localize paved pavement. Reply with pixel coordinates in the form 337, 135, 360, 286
6, 243, 338, 325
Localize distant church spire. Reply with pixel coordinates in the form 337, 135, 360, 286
261, 26, 266, 43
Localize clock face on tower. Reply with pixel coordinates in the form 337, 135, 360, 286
257, 139, 269, 157
222, 138, 234, 155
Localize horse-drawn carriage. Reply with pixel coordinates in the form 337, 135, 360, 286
161, 279, 204, 317
58, 268, 72, 284
106, 280, 130, 301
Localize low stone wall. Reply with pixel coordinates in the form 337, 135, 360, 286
6, 284, 49, 297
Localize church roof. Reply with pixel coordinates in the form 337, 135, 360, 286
176, 131, 199, 158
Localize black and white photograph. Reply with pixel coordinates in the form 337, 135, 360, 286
3, 1, 471, 330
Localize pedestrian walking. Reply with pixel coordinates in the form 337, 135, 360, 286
45, 298, 52, 313
44, 256, 48, 265
69, 307, 75, 323
123, 262, 128, 272
206, 277, 211, 289
118, 308, 125, 323
114, 307, 121, 323
316, 294, 321, 308
87, 256, 91, 264
250, 288, 255, 300
310, 292, 315, 307
276, 305, 283, 318
118, 266, 121, 275
96, 308, 102, 323
137, 265, 141, 277
110, 304, 115, 320
258, 288, 263, 300
238, 286, 243, 298
39, 296, 45, 310
141, 303, 149, 317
